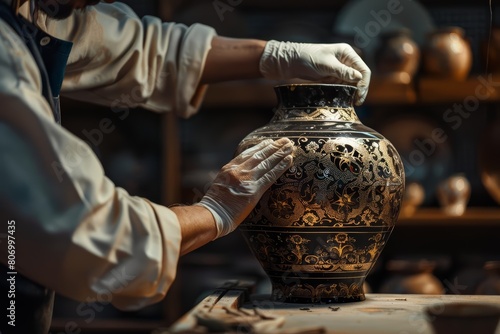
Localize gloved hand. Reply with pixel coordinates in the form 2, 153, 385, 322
259, 41, 371, 105
197, 138, 294, 239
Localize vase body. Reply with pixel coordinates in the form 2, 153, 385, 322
236, 84, 405, 303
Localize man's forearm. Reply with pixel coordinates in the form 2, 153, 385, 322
200, 36, 267, 84
170, 205, 217, 255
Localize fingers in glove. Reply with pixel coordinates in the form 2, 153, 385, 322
251, 140, 294, 180
338, 45, 371, 105
355, 71, 371, 106
326, 61, 362, 83
352, 60, 371, 105
241, 138, 292, 170
232, 139, 275, 164
258, 152, 294, 187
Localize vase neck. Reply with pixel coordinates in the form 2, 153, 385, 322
272, 84, 360, 122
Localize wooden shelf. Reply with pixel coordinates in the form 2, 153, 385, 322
201, 74, 500, 108
418, 75, 500, 104
398, 207, 500, 226
367, 77, 417, 105
202, 78, 417, 109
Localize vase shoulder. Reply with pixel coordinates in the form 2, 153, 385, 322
241, 122, 385, 144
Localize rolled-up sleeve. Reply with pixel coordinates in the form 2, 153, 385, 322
36, 2, 217, 118
0, 18, 181, 310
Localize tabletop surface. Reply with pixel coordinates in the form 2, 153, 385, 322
166, 281, 500, 334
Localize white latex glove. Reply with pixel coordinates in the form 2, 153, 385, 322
259, 41, 371, 105
197, 138, 294, 239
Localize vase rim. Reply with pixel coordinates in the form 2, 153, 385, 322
274, 83, 358, 90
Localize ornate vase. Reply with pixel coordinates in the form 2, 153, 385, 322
236, 84, 405, 303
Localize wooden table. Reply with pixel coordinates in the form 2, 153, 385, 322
163, 281, 500, 334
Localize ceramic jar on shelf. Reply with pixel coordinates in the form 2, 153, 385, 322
479, 112, 500, 205
379, 259, 445, 295
422, 27, 472, 81
236, 84, 405, 303
476, 261, 500, 295
436, 174, 471, 216
481, 25, 500, 73
400, 181, 425, 218
374, 28, 420, 84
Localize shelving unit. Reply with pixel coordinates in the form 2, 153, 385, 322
398, 207, 500, 226
202, 74, 500, 108
418, 75, 500, 104
203, 77, 418, 108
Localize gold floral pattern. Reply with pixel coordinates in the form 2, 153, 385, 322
247, 231, 389, 273
241, 136, 404, 228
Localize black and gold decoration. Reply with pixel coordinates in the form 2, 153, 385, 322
237, 84, 405, 303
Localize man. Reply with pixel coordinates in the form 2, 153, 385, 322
0, 0, 371, 332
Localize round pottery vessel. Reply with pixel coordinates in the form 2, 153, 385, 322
400, 182, 425, 218
236, 84, 405, 303
476, 261, 500, 295
436, 174, 471, 216
379, 259, 444, 295
374, 28, 420, 84
422, 27, 472, 81
479, 113, 500, 205
481, 25, 500, 73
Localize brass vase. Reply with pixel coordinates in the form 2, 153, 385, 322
236, 84, 405, 303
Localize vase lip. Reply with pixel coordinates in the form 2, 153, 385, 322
274, 83, 358, 90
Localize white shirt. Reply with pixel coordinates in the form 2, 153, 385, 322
0, 0, 216, 310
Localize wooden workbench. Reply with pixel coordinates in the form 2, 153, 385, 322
161, 281, 500, 334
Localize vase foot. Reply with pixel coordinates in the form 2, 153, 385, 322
270, 281, 367, 304
274, 294, 366, 304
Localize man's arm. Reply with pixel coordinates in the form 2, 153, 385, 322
200, 37, 371, 105
200, 36, 267, 84
170, 205, 216, 256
